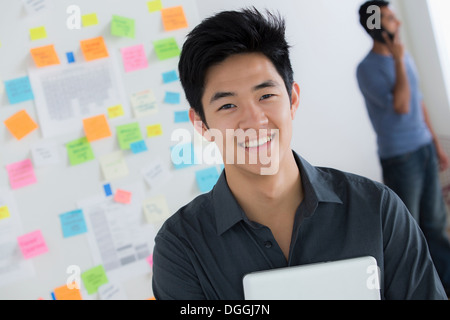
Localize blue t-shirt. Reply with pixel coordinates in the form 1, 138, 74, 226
357, 51, 432, 159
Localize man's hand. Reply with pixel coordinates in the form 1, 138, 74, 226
383, 30, 405, 61
437, 146, 450, 172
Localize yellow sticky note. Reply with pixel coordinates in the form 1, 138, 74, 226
147, 0, 162, 12
30, 44, 60, 68
107, 105, 124, 119
82, 13, 98, 27
0, 206, 11, 220
80, 36, 109, 61
29, 26, 47, 41
161, 6, 188, 31
83, 114, 112, 142
53, 283, 83, 300
147, 124, 163, 138
4, 110, 38, 140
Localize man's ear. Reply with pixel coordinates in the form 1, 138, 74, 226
290, 82, 300, 120
189, 108, 212, 141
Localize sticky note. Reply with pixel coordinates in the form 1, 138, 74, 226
17, 230, 48, 259
114, 189, 132, 204
195, 167, 220, 193
161, 6, 188, 31
82, 13, 98, 27
103, 183, 113, 197
66, 52, 75, 63
121, 44, 148, 73
111, 15, 135, 38
143, 195, 170, 223
4, 76, 34, 104
141, 157, 172, 189
153, 37, 180, 61
174, 110, 189, 123
162, 70, 178, 83
29, 26, 47, 40
80, 36, 109, 61
59, 209, 87, 238
66, 137, 95, 166
0, 206, 11, 220
107, 105, 124, 119
99, 151, 129, 180
170, 143, 196, 170
31, 141, 60, 167
116, 122, 143, 150
146, 254, 153, 267
147, 0, 162, 12
30, 44, 60, 68
130, 140, 148, 154
53, 283, 82, 300
130, 89, 157, 118
81, 265, 108, 295
147, 124, 163, 138
83, 114, 112, 142
4, 109, 38, 140
6, 159, 37, 189
164, 91, 180, 104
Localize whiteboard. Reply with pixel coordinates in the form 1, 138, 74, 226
0, 0, 214, 300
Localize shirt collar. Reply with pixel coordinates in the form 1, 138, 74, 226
212, 151, 343, 236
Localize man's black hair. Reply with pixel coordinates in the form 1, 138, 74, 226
178, 7, 294, 127
359, 1, 390, 35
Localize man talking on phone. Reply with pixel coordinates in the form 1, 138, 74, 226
357, 0, 450, 296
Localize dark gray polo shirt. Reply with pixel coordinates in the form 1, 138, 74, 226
152, 151, 446, 300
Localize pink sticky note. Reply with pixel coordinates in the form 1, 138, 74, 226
114, 189, 132, 204
6, 159, 37, 189
146, 254, 153, 267
17, 230, 48, 259
120, 44, 148, 73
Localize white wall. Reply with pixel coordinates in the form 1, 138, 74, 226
196, 0, 383, 182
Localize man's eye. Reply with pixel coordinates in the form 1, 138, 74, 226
219, 104, 235, 110
260, 94, 274, 100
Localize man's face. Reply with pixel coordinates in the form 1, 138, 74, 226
192, 52, 300, 176
381, 6, 401, 34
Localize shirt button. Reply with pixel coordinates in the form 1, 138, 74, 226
264, 241, 272, 248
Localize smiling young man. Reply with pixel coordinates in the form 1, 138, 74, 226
152, 8, 447, 300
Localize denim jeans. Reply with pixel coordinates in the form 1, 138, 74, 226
381, 143, 450, 291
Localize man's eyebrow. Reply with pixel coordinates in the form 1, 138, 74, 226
209, 91, 235, 104
252, 80, 279, 91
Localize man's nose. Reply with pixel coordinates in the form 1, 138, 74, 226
238, 102, 269, 130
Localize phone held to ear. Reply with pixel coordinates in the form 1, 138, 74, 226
370, 26, 395, 44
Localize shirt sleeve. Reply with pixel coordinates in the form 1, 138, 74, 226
381, 187, 447, 300
357, 62, 394, 110
152, 227, 206, 300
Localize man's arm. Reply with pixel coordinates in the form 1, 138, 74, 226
383, 31, 410, 114
422, 101, 450, 171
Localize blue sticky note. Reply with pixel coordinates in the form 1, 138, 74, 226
59, 209, 87, 238
170, 143, 196, 170
130, 140, 148, 154
162, 70, 178, 84
4, 76, 34, 104
174, 110, 189, 123
195, 167, 220, 193
103, 183, 112, 197
164, 91, 180, 104
66, 52, 75, 63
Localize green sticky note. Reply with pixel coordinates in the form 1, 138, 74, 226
82, 13, 99, 27
66, 137, 95, 166
111, 15, 135, 38
30, 26, 47, 41
116, 122, 143, 150
153, 37, 180, 61
147, 0, 162, 12
81, 265, 108, 295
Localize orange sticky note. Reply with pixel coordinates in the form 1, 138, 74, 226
83, 114, 112, 142
114, 189, 132, 204
53, 283, 83, 300
30, 44, 60, 68
80, 36, 109, 61
161, 6, 188, 31
4, 110, 38, 140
